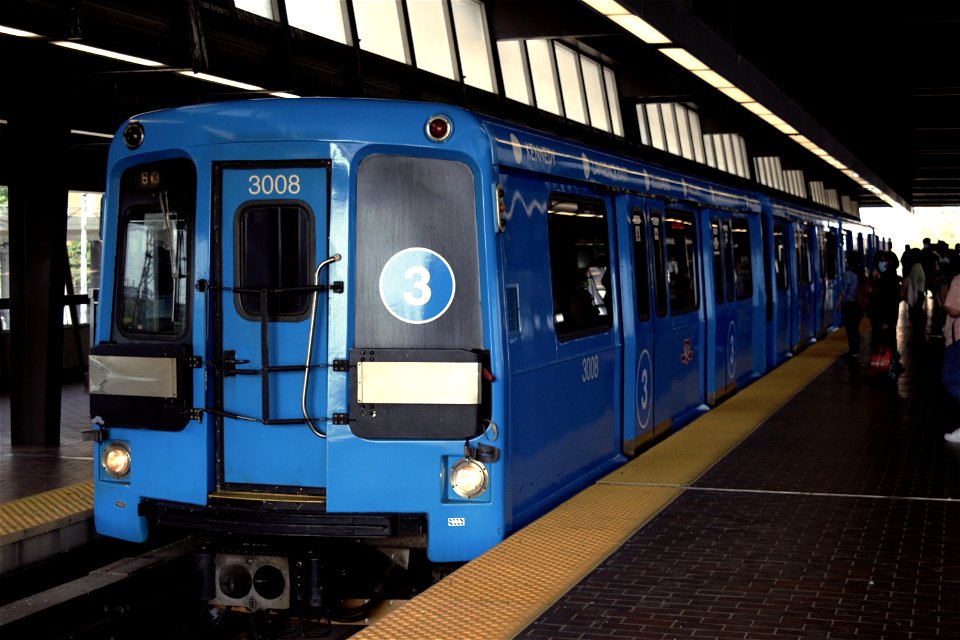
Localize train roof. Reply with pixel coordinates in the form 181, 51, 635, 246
114, 97, 860, 220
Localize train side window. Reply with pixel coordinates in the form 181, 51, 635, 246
664, 211, 699, 315
711, 219, 724, 305
773, 221, 789, 291
822, 230, 838, 280
796, 225, 812, 284
548, 197, 612, 340
631, 209, 651, 320
650, 211, 668, 317
236, 204, 313, 319
730, 218, 753, 300
722, 220, 735, 302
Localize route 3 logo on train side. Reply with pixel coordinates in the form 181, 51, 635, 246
379, 247, 456, 324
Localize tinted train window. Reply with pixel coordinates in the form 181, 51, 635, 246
237, 204, 313, 318
663, 211, 699, 315
650, 211, 668, 317
116, 160, 195, 338
711, 219, 725, 304
796, 225, 812, 284
548, 197, 612, 340
730, 218, 753, 300
631, 209, 651, 320
773, 221, 789, 291
722, 220, 735, 302
822, 230, 838, 279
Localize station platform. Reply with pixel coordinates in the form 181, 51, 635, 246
356, 316, 960, 639
2, 309, 958, 637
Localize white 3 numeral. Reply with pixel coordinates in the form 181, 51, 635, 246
403, 266, 432, 306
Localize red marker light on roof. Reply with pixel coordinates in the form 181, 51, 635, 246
425, 115, 452, 142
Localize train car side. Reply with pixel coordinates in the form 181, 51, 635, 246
89, 98, 858, 610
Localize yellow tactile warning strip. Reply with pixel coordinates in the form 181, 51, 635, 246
0, 481, 93, 545
356, 330, 846, 639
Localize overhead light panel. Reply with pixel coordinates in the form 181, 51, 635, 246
177, 71, 264, 91
758, 113, 790, 127
71, 129, 113, 139
269, 92, 300, 99
580, 0, 672, 44
580, 0, 630, 15
718, 86, 754, 104
691, 69, 733, 89
1, 24, 42, 38
741, 102, 773, 116
52, 41, 165, 67
659, 47, 707, 71
608, 14, 671, 44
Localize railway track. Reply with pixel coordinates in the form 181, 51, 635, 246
0, 533, 421, 639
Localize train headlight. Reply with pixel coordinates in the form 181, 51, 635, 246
450, 458, 488, 499
102, 442, 131, 478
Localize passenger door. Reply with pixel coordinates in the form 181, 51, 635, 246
795, 221, 816, 347
706, 212, 760, 403
649, 205, 705, 430
215, 162, 332, 490
771, 218, 793, 360
617, 195, 656, 453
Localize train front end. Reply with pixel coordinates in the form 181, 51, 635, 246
89, 99, 505, 608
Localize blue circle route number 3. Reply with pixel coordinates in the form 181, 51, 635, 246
379, 248, 457, 324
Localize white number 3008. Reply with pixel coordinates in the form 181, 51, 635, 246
248, 174, 301, 196
581, 355, 600, 382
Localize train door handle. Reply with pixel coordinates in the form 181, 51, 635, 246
223, 349, 249, 376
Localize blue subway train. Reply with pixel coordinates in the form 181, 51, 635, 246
88, 98, 884, 609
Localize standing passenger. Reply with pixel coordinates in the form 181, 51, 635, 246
942, 270, 960, 443
867, 251, 903, 378
904, 248, 927, 339
835, 252, 863, 359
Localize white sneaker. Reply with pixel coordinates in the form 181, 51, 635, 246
946, 429, 960, 443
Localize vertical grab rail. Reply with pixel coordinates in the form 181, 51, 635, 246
302, 254, 341, 438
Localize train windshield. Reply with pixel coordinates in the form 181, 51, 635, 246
118, 209, 189, 335
115, 159, 195, 338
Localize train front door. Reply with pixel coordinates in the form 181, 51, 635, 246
215, 162, 332, 490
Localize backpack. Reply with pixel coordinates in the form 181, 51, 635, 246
856, 272, 872, 307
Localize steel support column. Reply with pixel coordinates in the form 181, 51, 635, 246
7, 67, 70, 447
